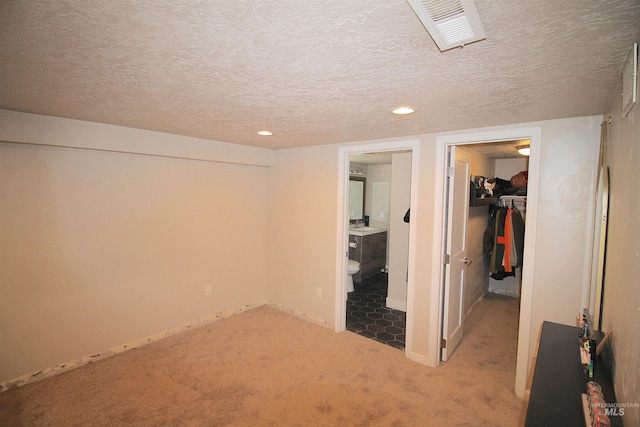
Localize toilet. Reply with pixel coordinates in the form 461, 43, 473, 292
347, 260, 360, 293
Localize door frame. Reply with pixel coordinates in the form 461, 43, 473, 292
432, 126, 541, 398
335, 139, 420, 358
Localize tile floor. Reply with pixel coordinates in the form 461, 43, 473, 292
346, 272, 406, 350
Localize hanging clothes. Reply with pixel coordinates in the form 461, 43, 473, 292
502, 206, 514, 272
511, 207, 525, 267
490, 206, 508, 275
489, 200, 525, 280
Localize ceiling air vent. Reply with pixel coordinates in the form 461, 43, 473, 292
406, 0, 486, 51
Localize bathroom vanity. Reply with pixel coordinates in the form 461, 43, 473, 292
349, 227, 387, 284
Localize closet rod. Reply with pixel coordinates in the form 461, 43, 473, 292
498, 195, 527, 199
498, 195, 527, 207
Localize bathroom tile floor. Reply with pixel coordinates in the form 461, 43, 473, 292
346, 272, 406, 350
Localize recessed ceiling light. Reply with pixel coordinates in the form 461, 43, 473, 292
392, 107, 415, 115
257, 130, 272, 136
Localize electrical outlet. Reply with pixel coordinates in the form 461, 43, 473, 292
316, 287, 322, 298
205, 285, 212, 296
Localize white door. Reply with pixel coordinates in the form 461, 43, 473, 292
441, 146, 471, 361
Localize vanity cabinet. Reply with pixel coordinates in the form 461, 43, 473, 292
349, 231, 387, 283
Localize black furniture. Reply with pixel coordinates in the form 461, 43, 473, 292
525, 321, 622, 426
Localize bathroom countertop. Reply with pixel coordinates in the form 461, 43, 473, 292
348, 226, 387, 236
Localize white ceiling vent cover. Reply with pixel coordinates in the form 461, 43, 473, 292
406, 0, 487, 51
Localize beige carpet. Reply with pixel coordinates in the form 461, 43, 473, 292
0, 296, 526, 426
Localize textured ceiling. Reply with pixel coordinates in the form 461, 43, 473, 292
1, 1, 639, 150
349, 139, 526, 165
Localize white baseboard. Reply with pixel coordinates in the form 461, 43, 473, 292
268, 303, 332, 329
0, 300, 269, 393
465, 294, 485, 318
487, 288, 521, 298
405, 349, 434, 367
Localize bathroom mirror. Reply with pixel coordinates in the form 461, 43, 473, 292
349, 177, 365, 222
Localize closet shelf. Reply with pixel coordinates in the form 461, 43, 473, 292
471, 196, 498, 206
469, 181, 497, 206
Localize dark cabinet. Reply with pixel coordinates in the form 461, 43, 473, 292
525, 322, 621, 426
349, 231, 387, 283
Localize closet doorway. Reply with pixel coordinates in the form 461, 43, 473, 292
442, 141, 530, 360
434, 127, 541, 399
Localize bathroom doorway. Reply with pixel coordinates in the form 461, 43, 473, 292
345, 150, 411, 349
335, 140, 419, 358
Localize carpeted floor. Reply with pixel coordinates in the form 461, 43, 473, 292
0, 295, 525, 426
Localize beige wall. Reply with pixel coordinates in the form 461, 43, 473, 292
265, 145, 339, 325
266, 117, 601, 372
462, 146, 494, 316
0, 114, 270, 385
531, 116, 601, 330
1, 110, 609, 396
387, 152, 412, 311
265, 137, 439, 361
603, 87, 640, 425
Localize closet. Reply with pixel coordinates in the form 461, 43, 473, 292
460, 141, 529, 318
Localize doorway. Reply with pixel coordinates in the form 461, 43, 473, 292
335, 139, 420, 358
433, 127, 541, 399
345, 150, 411, 349
442, 141, 530, 360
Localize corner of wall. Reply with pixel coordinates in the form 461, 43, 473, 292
0, 301, 270, 393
